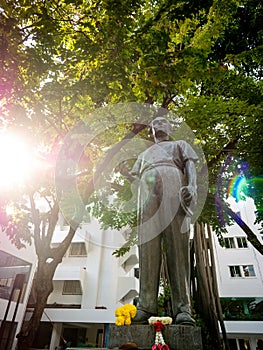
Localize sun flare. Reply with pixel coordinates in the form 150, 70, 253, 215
0, 133, 31, 189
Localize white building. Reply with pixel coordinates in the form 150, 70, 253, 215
0, 228, 37, 350
0, 214, 139, 350
212, 198, 263, 350
32, 216, 139, 350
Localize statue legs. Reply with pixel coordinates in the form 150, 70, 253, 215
163, 209, 194, 324
133, 206, 194, 325
137, 233, 162, 316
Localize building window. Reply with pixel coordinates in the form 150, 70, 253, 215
224, 237, 235, 248
242, 265, 255, 277
229, 266, 241, 277
69, 243, 87, 256
229, 265, 256, 278
236, 237, 248, 248
62, 280, 82, 295
224, 237, 248, 249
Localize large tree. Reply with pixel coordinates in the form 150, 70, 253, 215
0, 0, 262, 348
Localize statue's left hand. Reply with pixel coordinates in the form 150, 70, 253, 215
179, 186, 197, 216
180, 185, 197, 207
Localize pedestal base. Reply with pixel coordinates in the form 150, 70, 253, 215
108, 324, 202, 350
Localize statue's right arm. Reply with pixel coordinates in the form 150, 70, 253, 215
118, 158, 141, 183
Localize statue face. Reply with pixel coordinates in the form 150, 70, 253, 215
151, 117, 172, 136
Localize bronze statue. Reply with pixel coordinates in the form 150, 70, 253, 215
131, 117, 198, 325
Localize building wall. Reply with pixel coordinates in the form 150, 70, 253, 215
213, 198, 263, 296
47, 219, 138, 313
41, 217, 139, 349
1, 215, 139, 350
212, 198, 263, 349
0, 229, 37, 350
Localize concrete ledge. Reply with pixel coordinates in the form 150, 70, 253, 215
108, 324, 202, 350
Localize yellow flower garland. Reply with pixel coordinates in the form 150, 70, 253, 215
115, 304, 137, 326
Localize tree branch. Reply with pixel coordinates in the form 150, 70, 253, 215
214, 196, 263, 255
207, 135, 241, 168
51, 225, 77, 265
46, 201, 60, 247
29, 192, 42, 255
226, 205, 263, 255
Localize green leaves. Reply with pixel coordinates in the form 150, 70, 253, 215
0, 0, 262, 250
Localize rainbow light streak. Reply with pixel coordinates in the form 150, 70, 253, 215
228, 175, 248, 202
228, 175, 263, 208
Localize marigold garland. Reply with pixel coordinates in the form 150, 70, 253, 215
115, 304, 137, 326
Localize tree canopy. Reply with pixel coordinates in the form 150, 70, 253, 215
1, 0, 262, 236
0, 0, 262, 347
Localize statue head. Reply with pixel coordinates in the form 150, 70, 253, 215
150, 117, 173, 140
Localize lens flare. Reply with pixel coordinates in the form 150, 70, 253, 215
217, 155, 262, 226
0, 133, 31, 189
227, 175, 248, 202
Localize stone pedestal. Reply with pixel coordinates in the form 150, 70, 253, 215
108, 324, 202, 350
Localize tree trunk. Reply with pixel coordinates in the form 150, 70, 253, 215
16, 198, 77, 350
193, 222, 222, 349
16, 262, 55, 350
207, 224, 230, 350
